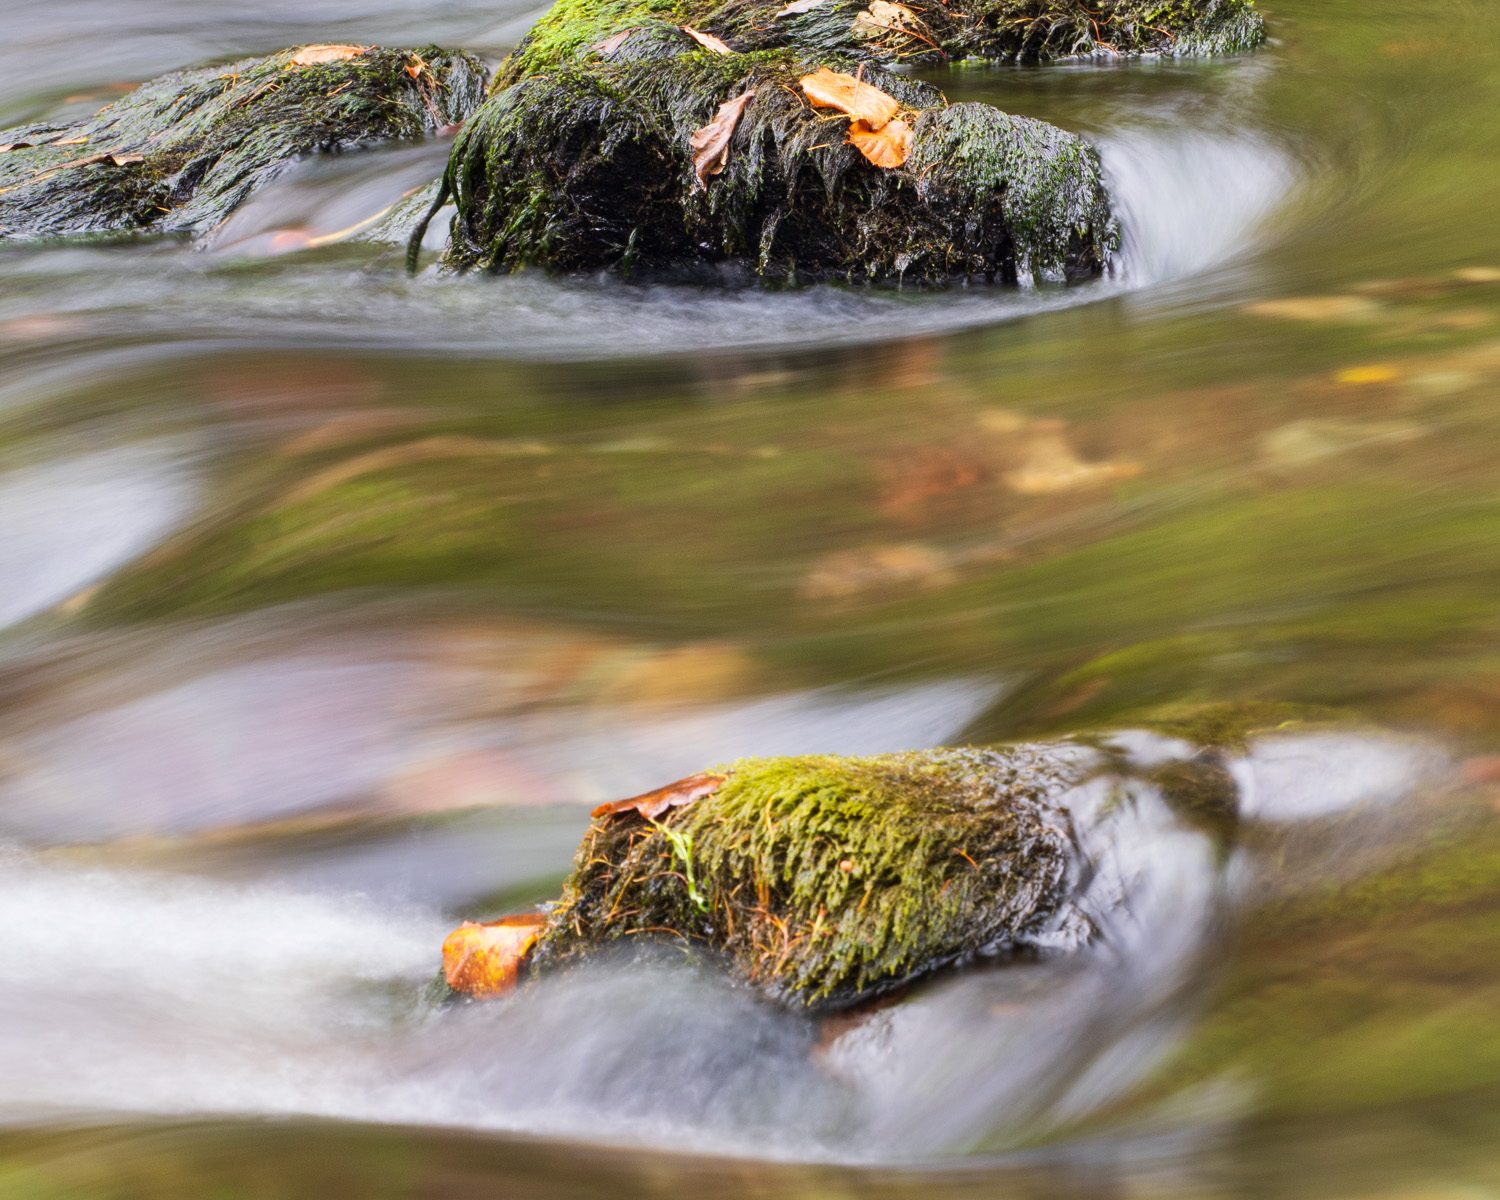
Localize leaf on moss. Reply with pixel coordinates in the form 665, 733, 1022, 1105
688, 89, 755, 191
288, 44, 371, 67
682, 26, 734, 53
592, 771, 727, 819
847, 116, 911, 168
799, 67, 899, 129
442, 914, 546, 998
592, 29, 636, 55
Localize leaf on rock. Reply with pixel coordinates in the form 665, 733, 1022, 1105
799, 67, 900, 130
682, 26, 734, 54
853, 0, 926, 34
55, 136, 89, 146
592, 29, 636, 55
776, 0, 829, 15
592, 770, 727, 819
688, 89, 755, 192
847, 116, 911, 168
442, 914, 546, 998
288, 44, 371, 67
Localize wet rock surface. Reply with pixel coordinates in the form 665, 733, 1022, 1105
0, 46, 487, 241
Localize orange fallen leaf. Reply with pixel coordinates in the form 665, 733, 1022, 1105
404, 54, 427, 79
288, 44, 370, 67
799, 67, 899, 130
847, 115, 911, 168
682, 25, 734, 53
442, 914, 546, 998
688, 89, 755, 191
591, 770, 727, 819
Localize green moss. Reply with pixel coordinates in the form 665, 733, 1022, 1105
0, 46, 488, 241
531, 747, 1087, 1009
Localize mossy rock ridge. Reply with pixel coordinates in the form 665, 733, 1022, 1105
498, 0, 1264, 85
0, 46, 488, 242
442, 45, 1117, 284
529, 747, 1096, 1010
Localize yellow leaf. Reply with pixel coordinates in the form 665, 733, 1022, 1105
682, 26, 734, 54
288, 44, 371, 67
442, 914, 546, 998
799, 67, 899, 130
688, 90, 755, 191
847, 115, 911, 168
592, 771, 727, 820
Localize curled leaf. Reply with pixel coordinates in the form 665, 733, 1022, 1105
288, 44, 371, 67
404, 54, 427, 80
799, 67, 899, 130
592, 771, 727, 820
688, 90, 755, 192
847, 116, 911, 168
682, 26, 734, 54
442, 913, 546, 998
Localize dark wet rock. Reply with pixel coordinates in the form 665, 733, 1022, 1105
441, 46, 1117, 284
0, 46, 488, 242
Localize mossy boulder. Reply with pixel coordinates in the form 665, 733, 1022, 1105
441, 43, 1117, 283
0, 46, 488, 242
431, 0, 1259, 282
529, 747, 1105, 1010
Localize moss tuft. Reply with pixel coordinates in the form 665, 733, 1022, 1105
530, 747, 1089, 1009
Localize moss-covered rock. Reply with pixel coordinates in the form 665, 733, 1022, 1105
442, 44, 1117, 283
530, 747, 1101, 1009
438, 0, 1260, 282
501, 0, 1263, 85
0, 46, 488, 242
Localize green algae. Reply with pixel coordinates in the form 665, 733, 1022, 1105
530, 747, 1087, 1009
0, 46, 487, 242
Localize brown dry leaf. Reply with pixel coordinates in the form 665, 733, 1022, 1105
689, 88, 755, 191
288, 44, 370, 67
799, 67, 899, 130
442, 914, 546, 998
108, 153, 145, 166
853, 0, 923, 33
592, 28, 636, 54
592, 771, 727, 820
847, 115, 911, 168
682, 26, 734, 53
776, 0, 828, 15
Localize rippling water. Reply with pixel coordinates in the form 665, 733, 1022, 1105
3, 0, 1500, 1196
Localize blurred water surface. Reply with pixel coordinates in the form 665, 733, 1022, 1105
3, 0, 1500, 1195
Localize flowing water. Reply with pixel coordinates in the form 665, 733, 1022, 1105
3, 0, 1500, 1196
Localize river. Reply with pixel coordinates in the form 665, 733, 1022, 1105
1, 0, 1499, 1195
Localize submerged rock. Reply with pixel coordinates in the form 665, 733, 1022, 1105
435, 0, 1260, 283
0, 46, 487, 242
530, 747, 1112, 1010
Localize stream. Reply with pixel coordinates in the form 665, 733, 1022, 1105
2, 0, 1500, 1196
